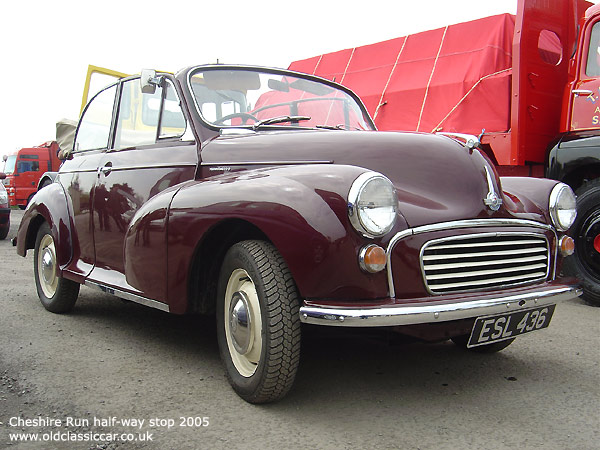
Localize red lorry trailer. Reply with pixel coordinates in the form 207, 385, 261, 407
1, 141, 61, 209
289, 0, 600, 305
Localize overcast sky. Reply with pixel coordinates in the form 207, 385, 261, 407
1, 0, 522, 154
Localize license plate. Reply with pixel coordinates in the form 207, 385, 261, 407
467, 304, 556, 348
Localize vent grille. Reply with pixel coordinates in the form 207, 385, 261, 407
421, 233, 550, 294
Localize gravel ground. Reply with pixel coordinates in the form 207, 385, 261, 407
0, 209, 598, 450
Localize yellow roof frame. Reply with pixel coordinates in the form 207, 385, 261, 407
80, 65, 130, 114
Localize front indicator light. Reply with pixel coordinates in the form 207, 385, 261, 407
559, 236, 575, 257
359, 244, 387, 273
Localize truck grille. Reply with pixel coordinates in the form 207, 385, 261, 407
421, 233, 550, 294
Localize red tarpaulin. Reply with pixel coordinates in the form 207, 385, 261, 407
289, 14, 516, 135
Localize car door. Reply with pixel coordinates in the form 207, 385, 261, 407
60, 83, 118, 278
89, 76, 197, 302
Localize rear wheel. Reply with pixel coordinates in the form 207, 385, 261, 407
563, 179, 600, 306
34, 222, 79, 313
216, 240, 301, 403
451, 334, 515, 353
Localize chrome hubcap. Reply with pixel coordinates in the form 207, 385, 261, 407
37, 234, 58, 298
224, 269, 262, 378
42, 248, 55, 284
229, 291, 252, 354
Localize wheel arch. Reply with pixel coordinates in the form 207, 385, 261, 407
562, 167, 600, 192
16, 183, 74, 270
37, 172, 58, 191
546, 135, 600, 190
188, 219, 271, 314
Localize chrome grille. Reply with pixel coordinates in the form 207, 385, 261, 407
421, 233, 550, 294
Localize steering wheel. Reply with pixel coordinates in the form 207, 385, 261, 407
214, 112, 259, 125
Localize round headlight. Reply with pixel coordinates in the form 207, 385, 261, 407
549, 183, 576, 231
348, 172, 397, 237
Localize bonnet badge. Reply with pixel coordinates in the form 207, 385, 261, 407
483, 166, 502, 211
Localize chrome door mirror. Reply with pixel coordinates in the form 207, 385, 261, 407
140, 69, 160, 94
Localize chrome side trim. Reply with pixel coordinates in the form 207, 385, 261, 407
299, 285, 581, 327
220, 128, 257, 136
201, 160, 332, 167
385, 219, 555, 298
84, 281, 170, 312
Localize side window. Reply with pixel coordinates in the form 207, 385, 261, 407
75, 84, 117, 151
159, 81, 186, 138
586, 21, 600, 77
17, 160, 39, 173
114, 79, 161, 150
537, 30, 562, 66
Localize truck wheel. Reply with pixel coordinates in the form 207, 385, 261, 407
451, 335, 515, 353
563, 179, 600, 306
216, 240, 301, 403
34, 222, 79, 313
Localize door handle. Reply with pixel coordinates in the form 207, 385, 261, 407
98, 162, 113, 177
572, 89, 594, 96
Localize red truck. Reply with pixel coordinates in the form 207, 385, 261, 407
1, 141, 61, 208
289, 0, 600, 306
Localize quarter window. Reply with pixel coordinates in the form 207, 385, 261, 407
114, 79, 161, 149
114, 79, 186, 149
75, 84, 117, 151
159, 81, 186, 138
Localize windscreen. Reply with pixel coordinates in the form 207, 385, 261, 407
189, 68, 374, 131
3, 155, 16, 175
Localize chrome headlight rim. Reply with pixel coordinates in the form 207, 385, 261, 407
549, 183, 577, 232
348, 171, 397, 238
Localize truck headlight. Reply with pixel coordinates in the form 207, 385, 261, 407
549, 183, 576, 231
348, 172, 397, 237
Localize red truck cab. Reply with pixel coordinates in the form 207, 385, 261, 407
1, 141, 61, 209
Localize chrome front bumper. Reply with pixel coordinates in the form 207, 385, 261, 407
299, 285, 581, 327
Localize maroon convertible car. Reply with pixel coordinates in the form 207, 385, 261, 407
16, 65, 581, 403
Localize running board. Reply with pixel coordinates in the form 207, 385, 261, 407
84, 281, 170, 312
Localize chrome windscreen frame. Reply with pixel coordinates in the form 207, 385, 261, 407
385, 219, 558, 298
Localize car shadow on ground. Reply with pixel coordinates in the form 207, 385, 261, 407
57, 287, 560, 407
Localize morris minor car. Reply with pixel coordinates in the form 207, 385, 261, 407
16, 65, 581, 403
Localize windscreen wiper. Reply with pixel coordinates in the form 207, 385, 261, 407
252, 115, 311, 130
316, 124, 345, 130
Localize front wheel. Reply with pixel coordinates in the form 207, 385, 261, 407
34, 222, 80, 313
216, 240, 301, 403
563, 179, 600, 306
